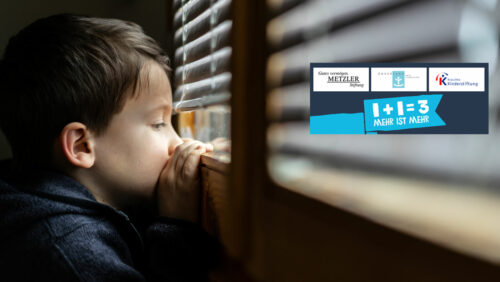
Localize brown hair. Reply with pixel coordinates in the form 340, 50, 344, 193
0, 14, 171, 170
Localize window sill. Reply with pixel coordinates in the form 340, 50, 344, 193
199, 151, 230, 241
268, 154, 500, 265
200, 151, 230, 173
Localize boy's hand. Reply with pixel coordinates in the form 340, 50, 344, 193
156, 139, 213, 223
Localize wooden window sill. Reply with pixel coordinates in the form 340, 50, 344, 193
268, 154, 500, 266
200, 151, 230, 173
199, 151, 231, 241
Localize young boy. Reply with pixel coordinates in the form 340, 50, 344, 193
0, 14, 219, 281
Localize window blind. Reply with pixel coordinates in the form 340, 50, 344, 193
172, 0, 232, 111
266, 0, 500, 185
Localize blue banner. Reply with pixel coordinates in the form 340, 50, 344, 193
364, 95, 445, 132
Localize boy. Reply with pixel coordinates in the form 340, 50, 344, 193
0, 14, 219, 281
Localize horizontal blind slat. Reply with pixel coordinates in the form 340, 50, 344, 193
267, 0, 306, 17
174, 0, 211, 31
175, 20, 232, 66
174, 0, 231, 49
173, 0, 183, 12
267, 83, 309, 122
174, 92, 231, 111
174, 72, 231, 102
175, 47, 232, 87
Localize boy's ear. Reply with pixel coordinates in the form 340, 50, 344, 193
59, 122, 95, 168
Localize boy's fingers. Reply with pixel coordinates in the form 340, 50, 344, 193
166, 139, 211, 179
182, 139, 212, 152
168, 140, 195, 171
181, 149, 203, 180
175, 142, 205, 176
162, 141, 197, 187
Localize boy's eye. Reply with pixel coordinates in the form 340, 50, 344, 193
152, 122, 167, 130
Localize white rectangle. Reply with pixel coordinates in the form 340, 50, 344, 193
371, 68, 427, 92
313, 67, 369, 92
429, 67, 485, 92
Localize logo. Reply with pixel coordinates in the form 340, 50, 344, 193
371, 68, 426, 92
435, 72, 448, 85
324, 71, 364, 88
392, 71, 405, 88
326, 73, 359, 83
429, 68, 484, 92
313, 67, 369, 92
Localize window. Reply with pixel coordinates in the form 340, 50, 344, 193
171, 0, 232, 152
169, 0, 233, 255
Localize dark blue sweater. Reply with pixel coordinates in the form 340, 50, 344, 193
0, 160, 219, 281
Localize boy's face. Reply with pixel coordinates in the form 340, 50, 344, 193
90, 61, 182, 209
